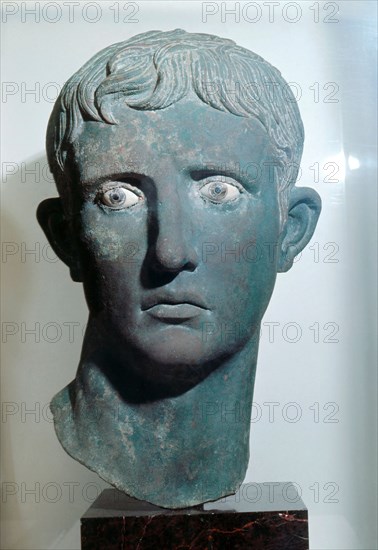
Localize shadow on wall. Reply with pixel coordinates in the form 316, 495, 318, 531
1, 154, 106, 550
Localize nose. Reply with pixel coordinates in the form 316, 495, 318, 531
152, 185, 198, 274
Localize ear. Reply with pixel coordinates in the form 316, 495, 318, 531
278, 187, 322, 273
37, 198, 82, 282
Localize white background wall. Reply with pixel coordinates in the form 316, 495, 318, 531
1, 1, 377, 549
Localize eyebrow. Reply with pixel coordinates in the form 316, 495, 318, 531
189, 164, 263, 191
79, 170, 150, 190
191, 166, 245, 180
77, 152, 268, 193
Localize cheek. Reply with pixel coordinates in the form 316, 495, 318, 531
78, 205, 147, 264
199, 200, 280, 316
200, 198, 280, 266
76, 206, 147, 311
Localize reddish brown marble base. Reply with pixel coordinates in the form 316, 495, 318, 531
81, 483, 308, 549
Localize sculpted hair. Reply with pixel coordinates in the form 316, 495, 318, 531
47, 29, 304, 222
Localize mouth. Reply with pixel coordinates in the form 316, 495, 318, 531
142, 294, 208, 324
145, 303, 206, 323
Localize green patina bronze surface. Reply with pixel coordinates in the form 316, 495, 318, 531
38, 29, 321, 508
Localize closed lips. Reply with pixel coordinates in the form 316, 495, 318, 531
141, 293, 208, 312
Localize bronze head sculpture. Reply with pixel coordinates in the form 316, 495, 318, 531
38, 29, 321, 508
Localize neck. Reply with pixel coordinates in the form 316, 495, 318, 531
50, 328, 260, 508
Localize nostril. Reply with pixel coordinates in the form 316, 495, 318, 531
152, 243, 198, 274
184, 259, 197, 273
144, 247, 197, 289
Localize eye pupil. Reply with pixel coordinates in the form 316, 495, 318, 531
209, 182, 227, 200
110, 190, 124, 203
199, 178, 241, 204
100, 185, 141, 210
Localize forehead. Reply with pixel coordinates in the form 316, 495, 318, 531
72, 96, 272, 181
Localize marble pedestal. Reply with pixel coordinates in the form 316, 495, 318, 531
81, 483, 308, 549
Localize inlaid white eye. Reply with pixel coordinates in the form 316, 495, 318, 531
199, 178, 242, 204
99, 185, 142, 210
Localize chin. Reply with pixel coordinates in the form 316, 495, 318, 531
123, 325, 228, 391
135, 325, 210, 366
